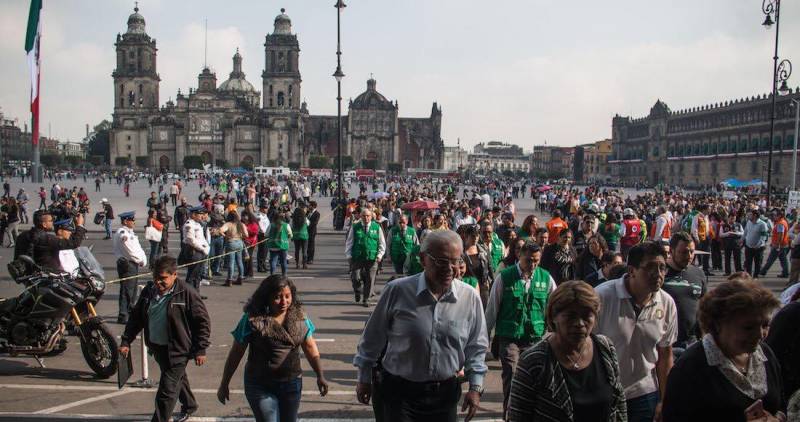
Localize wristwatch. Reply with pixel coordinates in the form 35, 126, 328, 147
468, 384, 484, 396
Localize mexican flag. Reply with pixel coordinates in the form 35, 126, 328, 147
25, 0, 42, 146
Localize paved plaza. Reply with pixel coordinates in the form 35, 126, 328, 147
0, 177, 791, 421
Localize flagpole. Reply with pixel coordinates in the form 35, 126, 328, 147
25, 0, 42, 183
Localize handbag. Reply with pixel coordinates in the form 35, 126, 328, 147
93, 211, 105, 225
145, 226, 162, 243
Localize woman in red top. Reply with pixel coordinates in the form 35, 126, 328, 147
242, 211, 260, 278
146, 209, 164, 268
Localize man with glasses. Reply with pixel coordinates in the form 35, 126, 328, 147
354, 230, 488, 421
345, 208, 386, 307
14, 209, 86, 274
594, 241, 677, 422
484, 241, 556, 417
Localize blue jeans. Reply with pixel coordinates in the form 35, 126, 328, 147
626, 391, 659, 422
210, 236, 224, 274
244, 376, 302, 422
270, 249, 287, 276
226, 239, 244, 280
149, 240, 161, 267
104, 217, 112, 238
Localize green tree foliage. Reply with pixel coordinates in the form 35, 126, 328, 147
183, 155, 203, 169
308, 155, 330, 169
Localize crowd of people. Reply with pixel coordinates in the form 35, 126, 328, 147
4, 169, 800, 421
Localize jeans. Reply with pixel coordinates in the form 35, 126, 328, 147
104, 217, 113, 238
761, 246, 789, 276
244, 376, 302, 422
745, 246, 766, 278
210, 236, 224, 274
149, 240, 161, 268
626, 391, 659, 422
269, 249, 288, 276
225, 239, 244, 280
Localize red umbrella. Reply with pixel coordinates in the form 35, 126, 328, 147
401, 200, 440, 211
536, 185, 552, 192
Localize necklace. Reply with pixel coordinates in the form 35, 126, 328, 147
564, 339, 587, 369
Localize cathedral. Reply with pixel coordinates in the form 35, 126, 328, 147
109, 6, 444, 171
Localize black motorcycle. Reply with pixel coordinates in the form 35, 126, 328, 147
0, 247, 118, 378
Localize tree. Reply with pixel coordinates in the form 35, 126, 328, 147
387, 162, 403, 174
308, 155, 330, 169
183, 155, 203, 169
240, 160, 254, 170
265, 159, 277, 167
65, 155, 82, 167
114, 156, 130, 167
288, 161, 301, 171
86, 119, 111, 164
215, 159, 229, 169
332, 155, 354, 170
41, 154, 62, 167
135, 156, 149, 168
361, 159, 377, 170
88, 155, 104, 166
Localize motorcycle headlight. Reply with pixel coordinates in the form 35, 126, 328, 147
90, 277, 105, 291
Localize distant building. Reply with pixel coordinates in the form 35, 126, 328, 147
0, 111, 29, 162
532, 145, 573, 179
442, 145, 468, 171
467, 141, 530, 174
580, 139, 612, 183
610, 91, 800, 188
60, 141, 86, 158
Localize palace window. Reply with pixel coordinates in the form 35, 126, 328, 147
720, 141, 727, 154
774, 136, 782, 150
761, 137, 770, 151
785, 135, 795, 149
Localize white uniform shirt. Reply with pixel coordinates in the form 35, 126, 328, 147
112, 226, 147, 267
183, 219, 210, 255
256, 212, 271, 234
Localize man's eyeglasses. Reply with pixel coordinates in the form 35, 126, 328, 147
425, 253, 464, 268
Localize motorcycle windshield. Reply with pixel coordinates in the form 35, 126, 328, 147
74, 247, 106, 282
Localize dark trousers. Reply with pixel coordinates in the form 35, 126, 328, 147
761, 246, 789, 276
294, 239, 308, 266
151, 345, 197, 422
185, 261, 204, 292
256, 233, 268, 271
745, 246, 765, 278
116, 258, 138, 321
626, 391, 659, 422
351, 260, 378, 301
710, 240, 722, 270
379, 371, 460, 422
498, 337, 533, 415
697, 239, 711, 273
723, 247, 743, 274
307, 231, 317, 262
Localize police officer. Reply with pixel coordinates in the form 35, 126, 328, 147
14, 209, 86, 273
255, 203, 271, 272
345, 208, 386, 307
484, 241, 556, 417
113, 211, 148, 324
182, 206, 210, 299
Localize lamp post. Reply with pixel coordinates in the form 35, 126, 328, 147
791, 98, 800, 191
762, 0, 792, 208
334, 0, 346, 203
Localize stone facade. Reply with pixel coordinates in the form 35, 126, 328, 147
580, 139, 612, 183
532, 145, 573, 179
610, 91, 800, 188
110, 6, 443, 171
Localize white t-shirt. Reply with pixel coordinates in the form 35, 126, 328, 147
59, 250, 80, 276
594, 275, 678, 400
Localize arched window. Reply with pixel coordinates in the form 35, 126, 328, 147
277, 92, 285, 107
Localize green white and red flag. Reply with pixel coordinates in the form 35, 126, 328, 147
25, 0, 42, 146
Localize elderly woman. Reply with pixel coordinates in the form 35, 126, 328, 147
217, 275, 328, 422
508, 280, 627, 422
662, 274, 784, 422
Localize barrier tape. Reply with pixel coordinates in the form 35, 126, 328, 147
0, 236, 272, 302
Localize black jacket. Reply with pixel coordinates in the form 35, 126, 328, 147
174, 205, 190, 229
121, 280, 211, 364
307, 209, 320, 234
14, 226, 87, 271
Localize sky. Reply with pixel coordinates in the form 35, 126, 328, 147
1, 0, 800, 151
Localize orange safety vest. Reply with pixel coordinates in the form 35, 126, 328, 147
697, 215, 708, 242
652, 215, 671, 240
772, 218, 790, 247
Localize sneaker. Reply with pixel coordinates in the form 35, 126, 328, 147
200, 279, 211, 286
173, 412, 192, 422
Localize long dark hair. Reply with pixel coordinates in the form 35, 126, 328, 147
244, 274, 302, 316
291, 206, 307, 230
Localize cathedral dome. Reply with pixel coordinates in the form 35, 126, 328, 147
351, 77, 395, 110
126, 5, 146, 35
274, 8, 292, 35
219, 48, 256, 93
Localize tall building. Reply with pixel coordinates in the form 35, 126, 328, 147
610, 91, 800, 188
579, 139, 612, 183
466, 141, 530, 174
109, 6, 444, 171
532, 145, 572, 179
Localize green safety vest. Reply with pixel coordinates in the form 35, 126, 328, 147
351, 221, 381, 262
489, 234, 504, 271
389, 226, 415, 262
292, 221, 309, 241
267, 221, 290, 250
407, 244, 423, 275
462, 275, 479, 288
495, 265, 551, 342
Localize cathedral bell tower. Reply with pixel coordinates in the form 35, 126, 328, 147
262, 8, 304, 166
110, 3, 160, 167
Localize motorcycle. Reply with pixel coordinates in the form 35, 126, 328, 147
0, 247, 118, 378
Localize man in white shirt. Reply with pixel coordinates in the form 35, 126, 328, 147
255, 203, 271, 272
182, 206, 210, 298
113, 211, 148, 324
594, 241, 677, 422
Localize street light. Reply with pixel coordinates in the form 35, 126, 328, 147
791, 98, 800, 191
762, 0, 792, 208
334, 0, 346, 203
